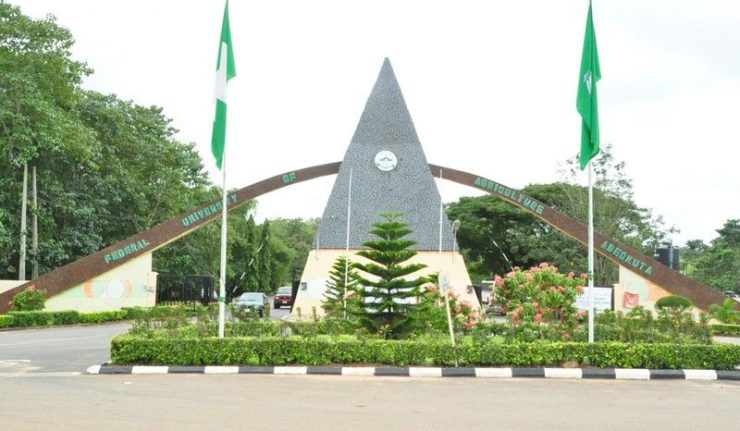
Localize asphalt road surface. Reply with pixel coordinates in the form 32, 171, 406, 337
1, 374, 738, 430
2, 321, 739, 430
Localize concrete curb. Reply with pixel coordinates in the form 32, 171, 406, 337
86, 365, 740, 381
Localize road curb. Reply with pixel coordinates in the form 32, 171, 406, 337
86, 365, 740, 380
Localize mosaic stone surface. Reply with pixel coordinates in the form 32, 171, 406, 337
316, 58, 455, 251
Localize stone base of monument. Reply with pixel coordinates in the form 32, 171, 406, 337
291, 249, 477, 320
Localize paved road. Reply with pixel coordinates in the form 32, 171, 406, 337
1, 322, 739, 430
0, 323, 130, 375
1, 374, 738, 430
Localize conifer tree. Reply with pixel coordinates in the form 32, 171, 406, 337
353, 213, 427, 338
322, 255, 361, 318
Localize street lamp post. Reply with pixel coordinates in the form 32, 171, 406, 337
451, 220, 461, 263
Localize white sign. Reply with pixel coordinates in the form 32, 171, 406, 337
576, 287, 613, 312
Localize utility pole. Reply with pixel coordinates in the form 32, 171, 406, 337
32, 165, 38, 279
18, 163, 28, 281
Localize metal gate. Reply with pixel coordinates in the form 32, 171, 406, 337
156, 275, 215, 306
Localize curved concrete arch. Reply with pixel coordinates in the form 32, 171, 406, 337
0, 161, 725, 312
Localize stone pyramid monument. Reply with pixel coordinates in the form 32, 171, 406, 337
292, 59, 474, 317
316, 58, 455, 250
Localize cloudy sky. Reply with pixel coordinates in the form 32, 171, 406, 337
12, 0, 740, 246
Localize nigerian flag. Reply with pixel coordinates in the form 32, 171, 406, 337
211, 1, 236, 170
576, 1, 601, 171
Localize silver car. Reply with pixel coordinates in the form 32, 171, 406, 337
233, 292, 268, 317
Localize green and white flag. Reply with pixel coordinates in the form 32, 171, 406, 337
211, 0, 236, 170
576, 1, 601, 171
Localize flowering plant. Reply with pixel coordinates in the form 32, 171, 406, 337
494, 263, 586, 327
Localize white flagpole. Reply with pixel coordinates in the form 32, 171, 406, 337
343, 169, 352, 319
218, 157, 228, 338
587, 161, 595, 343
19, 163, 28, 281
438, 169, 457, 364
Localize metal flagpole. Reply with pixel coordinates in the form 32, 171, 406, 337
32, 165, 38, 279
587, 162, 595, 343
343, 169, 352, 319
19, 163, 28, 281
438, 169, 457, 364
218, 157, 228, 338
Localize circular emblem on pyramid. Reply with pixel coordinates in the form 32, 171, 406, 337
374, 150, 397, 171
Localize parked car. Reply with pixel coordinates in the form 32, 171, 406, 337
233, 292, 268, 317
273, 286, 293, 309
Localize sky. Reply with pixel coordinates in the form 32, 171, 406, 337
11, 0, 740, 247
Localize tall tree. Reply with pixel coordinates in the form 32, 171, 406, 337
322, 255, 361, 318
269, 218, 319, 284
0, 3, 93, 278
448, 145, 673, 285
685, 219, 740, 293
352, 213, 427, 338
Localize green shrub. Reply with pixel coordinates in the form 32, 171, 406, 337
709, 299, 739, 324
78, 310, 128, 324
10, 287, 47, 311
655, 295, 693, 310
711, 324, 740, 336
8, 311, 54, 326
109, 334, 740, 370
0, 314, 15, 328
49, 310, 80, 325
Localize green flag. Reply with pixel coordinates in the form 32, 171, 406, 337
211, 1, 236, 170
576, 1, 601, 170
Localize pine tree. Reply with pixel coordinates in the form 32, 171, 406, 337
323, 255, 361, 318
353, 213, 427, 338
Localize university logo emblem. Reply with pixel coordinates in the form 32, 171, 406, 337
583, 70, 593, 94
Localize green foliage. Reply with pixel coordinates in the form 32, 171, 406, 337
268, 218, 319, 286
78, 310, 128, 324
352, 213, 428, 338
711, 324, 740, 336
10, 287, 46, 311
447, 145, 673, 285
408, 282, 482, 336
0, 314, 14, 328
655, 295, 694, 310
494, 263, 586, 328
322, 255, 362, 318
709, 299, 739, 324
589, 308, 712, 344
8, 310, 77, 326
110, 334, 740, 370
0, 309, 127, 328
681, 219, 740, 293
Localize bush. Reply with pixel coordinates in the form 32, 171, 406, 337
0, 314, 15, 328
709, 299, 739, 324
11, 287, 47, 311
655, 295, 693, 310
0, 309, 128, 329
8, 311, 53, 326
494, 263, 586, 328
109, 334, 740, 370
711, 324, 740, 336
78, 310, 128, 324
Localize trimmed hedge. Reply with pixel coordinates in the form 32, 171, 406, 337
110, 335, 740, 370
0, 310, 128, 329
0, 314, 14, 328
712, 324, 740, 336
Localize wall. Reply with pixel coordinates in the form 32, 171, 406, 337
0, 280, 26, 296
615, 266, 703, 317
45, 254, 157, 312
292, 249, 475, 319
